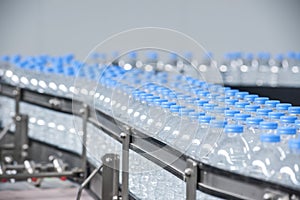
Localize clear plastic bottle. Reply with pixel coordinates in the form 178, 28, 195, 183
243, 94, 259, 104
250, 134, 286, 180
264, 100, 280, 110
200, 120, 227, 163
244, 105, 260, 115
235, 102, 250, 112
208, 124, 250, 172
253, 97, 269, 108
164, 108, 195, 145
244, 117, 264, 150
156, 106, 182, 140
288, 106, 300, 118
259, 121, 278, 135
267, 112, 285, 123
279, 139, 300, 187
224, 110, 240, 124
235, 91, 249, 100
187, 116, 215, 160
256, 108, 273, 120
276, 103, 292, 114
277, 127, 297, 149
233, 113, 251, 125
279, 116, 297, 127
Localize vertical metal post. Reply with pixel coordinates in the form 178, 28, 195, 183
101, 153, 120, 200
12, 87, 29, 163
80, 104, 89, 179
120, 129, 130, 200
185, 159, 198, 200
13, 114, 29, 163
14, 88, 21, 116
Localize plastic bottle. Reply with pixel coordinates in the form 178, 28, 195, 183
264, 100, 280, 110
279, 139, 300, 187
256, 108, 273, 120
288, 106, 300, 118
188, 116, 215, 160
259, 121, 278, 135
250, 134, 286, 179
200, 120, 227, 163
244, 117, 264, 150
244, 105, 260, 115
279, 116, 297, 127
276, 103, 292, 114
277, 127, 297, 148
233, 113, 251, 125
208, 124, 250, 172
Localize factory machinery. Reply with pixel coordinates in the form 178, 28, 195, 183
0, 52, 300, 200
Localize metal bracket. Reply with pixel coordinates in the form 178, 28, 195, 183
80, 104, 89, 179
13, 87, 21, 116
13, 114, 29, 163
101, 153, 120, 200
120, 127, 131, 200
185, 159, 198, 200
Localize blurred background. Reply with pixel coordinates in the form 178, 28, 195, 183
0, 0, 299, 60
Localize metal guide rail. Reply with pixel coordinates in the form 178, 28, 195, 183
0, 81, 299, 200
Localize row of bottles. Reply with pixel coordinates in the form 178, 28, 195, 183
1, 53, 300, 195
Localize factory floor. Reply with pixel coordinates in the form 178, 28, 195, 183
0, 178, 94, 200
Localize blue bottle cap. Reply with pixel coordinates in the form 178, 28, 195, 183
225, 89, 239, 97
217, 87, 231, 93
147, 51, 158, 60
214, 106, 229, 113
161, 102, 174, 108
195, 99, 209, 106
245, 53, 254, 60
268, 112, 285, 119
179, 108, 194, 113
256, 108, 272, 116
294, 119, 300, 127
246, 117, 264, 125
235, 102, 250, 108
216, 96, 227, 102
224, 125, 243, 133
244, 94, 259, 102
260, 134, 280, 143
170, 105, 184, 109
244, 105, 260, 112
210, 120, 227, 128
276, 103, 292, 111
203, 103, 216, 110
170, 107, 180, 113
196, 90, 209, 97
128, 51, 137, 59
254, 97, 269, 104
235, 91, 249, 99
198, 116, 215, 123
280, 116, 297, 124
169, 52, 178, 60
207, 93, 219, 100
189, 112, 205, 119
259, 121, 278, 129
234, 113, 251, 121
225, 110, 240, 117
1, 55, 10, 62
288, 139, 300, 150
265, 100, 280, 108
277, 127, 296, 135
225, 99, 238, 105
288, 106, 300, 114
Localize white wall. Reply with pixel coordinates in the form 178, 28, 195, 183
0, 0, 299, 59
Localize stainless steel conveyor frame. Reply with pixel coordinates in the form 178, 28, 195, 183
0, 81, 299, 200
